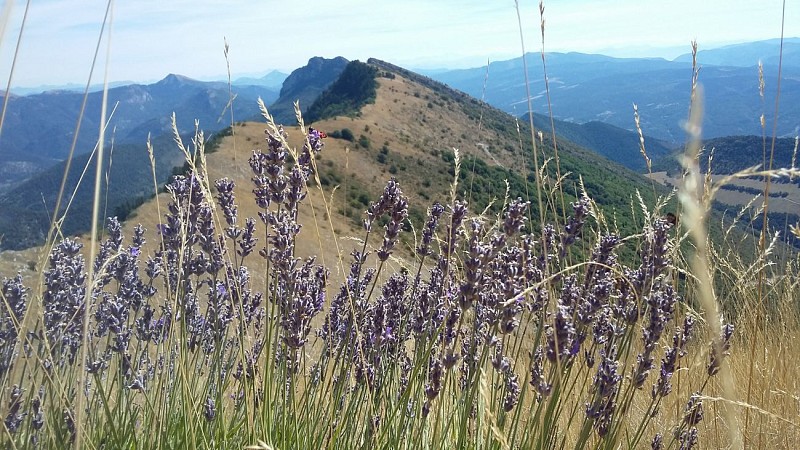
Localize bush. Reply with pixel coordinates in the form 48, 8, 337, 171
332, 127, 354, 141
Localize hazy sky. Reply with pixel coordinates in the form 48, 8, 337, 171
0, 0, 797, 87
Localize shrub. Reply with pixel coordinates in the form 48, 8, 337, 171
358, 134, 371, 149
337, 127, 355, 141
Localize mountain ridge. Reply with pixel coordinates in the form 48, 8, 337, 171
0, 74, 279, 193
428, 40, 800, 143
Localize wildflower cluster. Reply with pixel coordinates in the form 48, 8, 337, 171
0, 121, 737, 449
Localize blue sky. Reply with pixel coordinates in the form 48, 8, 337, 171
0, 0, 797, 88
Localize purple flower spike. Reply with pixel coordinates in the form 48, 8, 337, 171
708, 321, 734, 376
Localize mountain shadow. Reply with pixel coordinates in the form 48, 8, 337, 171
0, 132, 188, 251
525, 112, 673, 171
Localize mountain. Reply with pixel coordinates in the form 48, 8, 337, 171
525, 112, 673, 171
673, 38, 800, 68
267, 56, 349, 125
6, 80, 141, 96
0, 74, 279, 193
308, 57, 669, 243
305, 60, 378, 123
429, 45, 800, 143
233, 70, 289, 89
0, 132, 186, 251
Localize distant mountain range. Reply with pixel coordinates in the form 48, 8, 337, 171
428, 38, 800, 144
652, 135, 799, 176
0, 74, 279, 192
6, 70, 289, 96
672, 38, 800, 67
232, 70, 289, 89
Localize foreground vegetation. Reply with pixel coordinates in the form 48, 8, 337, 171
1, 93, 798, 449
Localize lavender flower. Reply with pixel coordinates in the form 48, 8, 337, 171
410, 274, 442, 338
561, 195, 591, 254
708, 321, 734, 376
238, 217, 258, 258
215, 178, 239, 229
286, 166, 308, 215
460, 219, 489, 311
503, 370, 521, 412
42, 239, 87, 366
204, 396, 216, 421
678, 427, 699, 450
362, 178, 409, 263
633, 217, 674, 298
160, 171, 205, 250
425, 351, 443, 401
377, 190, 408, 262
546, 295, 578, 364
93, 217, 124, 286
374, 273, 408, 351
683, 392, 704, 426
633, 283, 678, 387
417, 202, 444, 257
4, 385, 24, 433
320, 252, 374, 353
250, 125, 289, 208
502, 197, 530, 237
586, 346, 621, 437
135, 305, 172, 344
653, 315, 694, 398
1, 273, 28, 377
30, 386, 44, 431
299, 127, 325, 175
279, 259, 327, 350
651, 433, 663, 450
365, 178, 403, 232
577, 235, 620, 326
529, 348, 551, 398
63, 408, 76, 443
202, 280, 235, 351
442, 200, 468, 260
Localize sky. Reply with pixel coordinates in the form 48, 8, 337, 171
0, 0, 797, 88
